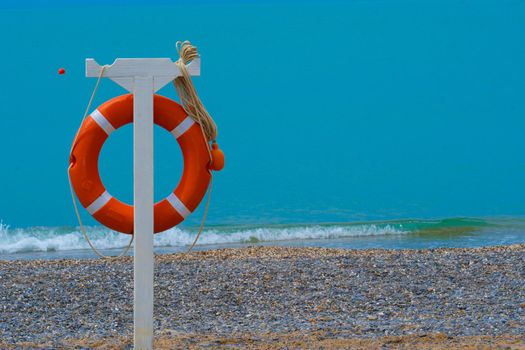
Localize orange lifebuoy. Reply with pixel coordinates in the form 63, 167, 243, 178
69, 93, 222, 234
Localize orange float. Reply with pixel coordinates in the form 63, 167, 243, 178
69, 93, 223, 234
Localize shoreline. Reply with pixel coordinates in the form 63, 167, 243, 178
2, 216, 525, 260
0, 245, 524, 348
3, 242, 525, 263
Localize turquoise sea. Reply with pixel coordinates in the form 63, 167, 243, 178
0, 1, 524, 259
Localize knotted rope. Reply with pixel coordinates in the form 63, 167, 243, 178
174, 41, 218, 143
174, 41, 219, 253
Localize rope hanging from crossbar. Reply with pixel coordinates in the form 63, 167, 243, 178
174, 41, 218, 143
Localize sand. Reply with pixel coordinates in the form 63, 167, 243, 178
0, 245, 524, 349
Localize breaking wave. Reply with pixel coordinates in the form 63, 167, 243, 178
0, 221, 406, 254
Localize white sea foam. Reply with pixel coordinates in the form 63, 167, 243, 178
0, 221, 406, 254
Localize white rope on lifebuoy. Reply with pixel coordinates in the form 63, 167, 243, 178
68, 65, 133, 259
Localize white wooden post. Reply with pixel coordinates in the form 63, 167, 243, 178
86, 57, 201, 350
133, 75, 154, 349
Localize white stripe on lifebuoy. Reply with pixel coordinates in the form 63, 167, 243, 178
91, 109, 115, 135
171, 117, 195, 139
86, 191, 112, 215
166, 193, 191, 218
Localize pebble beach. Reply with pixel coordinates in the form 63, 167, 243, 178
0, 245, 524, 349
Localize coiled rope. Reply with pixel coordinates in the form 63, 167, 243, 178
174, 41, 218, 252
174, 41, 218, 143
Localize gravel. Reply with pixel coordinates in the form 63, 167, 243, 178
0, 245, 524, 348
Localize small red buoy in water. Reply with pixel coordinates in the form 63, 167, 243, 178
58, 68, 66, 75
